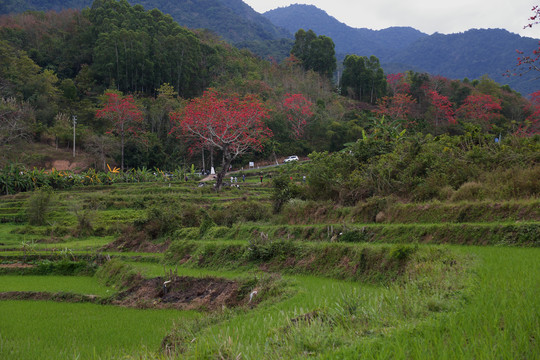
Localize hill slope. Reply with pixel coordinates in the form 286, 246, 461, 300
0, 0, 292, 43
264, 4, 540, 95
264, 4, 427, 59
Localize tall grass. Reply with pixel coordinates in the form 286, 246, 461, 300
157, 247, 539, 359
321, 246, 540, 359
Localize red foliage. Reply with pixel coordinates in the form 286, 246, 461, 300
169, 89, 271, 158
169, 89, 272, 190
96, 93, 143, 137
0, 10, 85, 44
457, 94, 502, 128
282, 93, 314, 138
95, 92, 143, 170
428, 90, 456, 126
516, 90, 540, 136
376, 93, 417, 127
505, 6, 540, 76
386, 73, 410, 95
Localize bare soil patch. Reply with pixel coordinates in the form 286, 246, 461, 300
0, 276, 245, 311
112, 276, 242, 310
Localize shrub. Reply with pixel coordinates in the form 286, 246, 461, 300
164, 240, 198, 263
352, 196, 392, 223
198, 209, 215, 238
272, 175, 301, 213
389, 244, 417, 262
72, 205, 96, 237
339, 228, 371, 243
26, 187, 53, 226
95, 259, 142, 290
137, 205, 182, 239
211, 201, 271, 226
451, 182, 486, 202
180, 203, 201, 227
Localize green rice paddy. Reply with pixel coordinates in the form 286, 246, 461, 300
0, 181, 538, 359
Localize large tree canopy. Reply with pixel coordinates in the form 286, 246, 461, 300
291, 29, 336, 78
341, 54, 386, 104
95, 92, 143, 171
170, 89, 272, 190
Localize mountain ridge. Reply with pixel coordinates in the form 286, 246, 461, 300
2, 0, 538, 94
263, 4, 539, 95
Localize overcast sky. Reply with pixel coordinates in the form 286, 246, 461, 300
243, 0, 540, 38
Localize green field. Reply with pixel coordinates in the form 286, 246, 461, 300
0, 301, 199, 360
0, 181, 538, 359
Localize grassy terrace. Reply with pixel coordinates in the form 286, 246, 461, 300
0, 181, 538, 359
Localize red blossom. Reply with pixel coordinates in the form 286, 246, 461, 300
376, 93, 417, 127
505, 7, 540, 77
96, 93, 143, 137
457, 93, 502, 129
169, 89, 272, 190
282, 93, 314, 139
428, 90, 456, 126
386, 73, 411, 95
95, 92, 143, 170
516, 90, 540, 136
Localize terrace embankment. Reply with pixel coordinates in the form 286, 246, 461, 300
0, 274, 249, 310
0, 259, 265, 311
111, 275, 242, 310
165, 240, 467, 285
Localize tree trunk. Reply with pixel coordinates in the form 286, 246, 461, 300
215, 150, 233, 192
115, 40, 120, 90
201, 147, 205, 173
121, 122, 125, 172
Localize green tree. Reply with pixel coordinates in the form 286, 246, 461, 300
341, 55, 386, 104
291, 29, 336, 78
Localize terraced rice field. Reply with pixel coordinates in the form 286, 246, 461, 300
0, 180, 538, 359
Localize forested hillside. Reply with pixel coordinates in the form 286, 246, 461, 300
0, 0, 538, 175
264, 4, 540, 96
0, 0, 293, 59
264, 4, 427, 59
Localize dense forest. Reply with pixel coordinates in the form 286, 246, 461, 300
0, 0, 295, 60
264, 4, 540, 96
0, 0, 538, 181
3, 1, 539, 94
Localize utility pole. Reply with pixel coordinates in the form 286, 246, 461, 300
72, 115, 77, 158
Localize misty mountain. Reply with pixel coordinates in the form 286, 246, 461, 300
264, 4, 427, 59
3, 0, 538, 94
0, 0, 292, 43
263, 4, 539, 95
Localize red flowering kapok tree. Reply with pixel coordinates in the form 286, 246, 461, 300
505, 6, 540, 77
376, 93, 417, 127
428, 90, 456, 127
282, 93, 314, 138
95, 92, 143, 171
386, 73, 410, 95
170, 89, 272, 191
457, 93, 502, 130
517, 90, 540, 136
